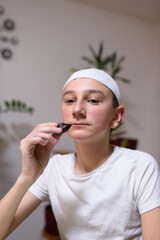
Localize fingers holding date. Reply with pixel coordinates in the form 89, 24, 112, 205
19, 122, 72, 181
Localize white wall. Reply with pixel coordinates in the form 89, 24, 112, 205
0, 0, 160, 239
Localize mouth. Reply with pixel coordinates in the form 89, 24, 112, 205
72, 123, 90, 126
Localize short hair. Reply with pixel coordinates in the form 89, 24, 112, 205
112, 94, 119, 108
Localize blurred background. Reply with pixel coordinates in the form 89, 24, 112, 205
0, 0, 160, 239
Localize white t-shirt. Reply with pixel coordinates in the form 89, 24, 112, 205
29, 146, 160, 240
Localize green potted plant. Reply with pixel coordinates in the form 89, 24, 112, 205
0, 99, 34, 114
0, 99, 34, 151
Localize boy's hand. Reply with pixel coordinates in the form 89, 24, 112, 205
19, 122, 62, 182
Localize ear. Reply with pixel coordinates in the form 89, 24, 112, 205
110, 105, 125, 129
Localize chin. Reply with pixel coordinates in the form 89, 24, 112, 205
68, 131, 96, 142
69, 133, 88, 140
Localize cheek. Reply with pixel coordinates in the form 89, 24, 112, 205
89, 108, 113, 129
62, 107, 71, 121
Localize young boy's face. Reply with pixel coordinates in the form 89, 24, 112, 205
62, 78, 121, 142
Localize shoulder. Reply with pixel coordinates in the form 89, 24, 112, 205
115, 147, 160, 213
46, 152, 75, 172
115, 146, 158, 168
113, 146, 159, 182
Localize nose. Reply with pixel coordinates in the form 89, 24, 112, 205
72, 100, 86, 119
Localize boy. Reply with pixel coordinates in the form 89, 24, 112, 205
1, 68, 160, 240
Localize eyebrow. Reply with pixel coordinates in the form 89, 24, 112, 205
62, 89, 106, 98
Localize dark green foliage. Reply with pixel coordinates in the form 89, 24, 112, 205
0, 100, 34, 114
81, 42, 131, 83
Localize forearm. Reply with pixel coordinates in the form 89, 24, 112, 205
0, 175, 33, 240
0, 122, 60, 239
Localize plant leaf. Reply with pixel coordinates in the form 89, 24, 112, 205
27, 107, 34, 114
4, 101, 10, 111
112, 66, 122, 78
89, 44, 98, 61
12, 100, 16, 111
98, 42, 104, 60
116, 76, 131, 83
118, 56, 126, 64
111, 52, 117, 68
81, 56, 94, 65
102, 55, 112, 66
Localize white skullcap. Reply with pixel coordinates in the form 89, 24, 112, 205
63, 68, 121, 104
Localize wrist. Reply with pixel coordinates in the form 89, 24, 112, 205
17, 173, 36, 189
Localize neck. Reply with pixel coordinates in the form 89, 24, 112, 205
74, 138, 114, 175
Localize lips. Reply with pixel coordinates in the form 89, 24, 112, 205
72, 123, 90, 126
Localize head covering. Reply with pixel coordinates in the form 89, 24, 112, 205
63, 68, 120, 104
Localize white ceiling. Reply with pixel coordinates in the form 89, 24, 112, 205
68, 0, 160, 24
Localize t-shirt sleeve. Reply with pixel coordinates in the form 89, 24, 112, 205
135, 152, 160, 215
29, 157, 53, 201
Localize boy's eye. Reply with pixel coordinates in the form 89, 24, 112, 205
88, 99, 100, 104
65, 99, 75, 104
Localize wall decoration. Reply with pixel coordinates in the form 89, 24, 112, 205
3, 19, 15, 31
0, 5, 4, 14
1, 48, 12, 59
0, 5, 18, 61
